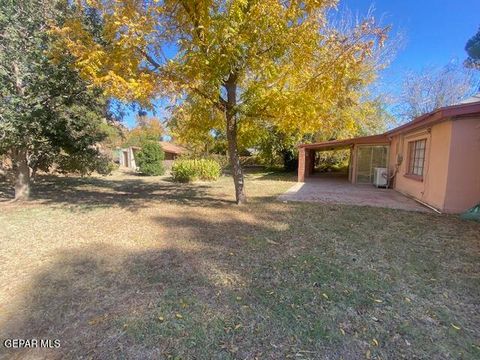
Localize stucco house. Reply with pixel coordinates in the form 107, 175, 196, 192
297, 98, 480, 213
119, 141, 186, 170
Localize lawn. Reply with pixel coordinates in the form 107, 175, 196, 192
0, 171, 479, 359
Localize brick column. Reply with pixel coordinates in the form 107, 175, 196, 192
298, 147, 306, 182
298, 148, 314, 182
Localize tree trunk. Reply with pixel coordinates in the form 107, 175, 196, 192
12, 62, 30, 200
13, 148, 30, 201
224, 76, 247, 204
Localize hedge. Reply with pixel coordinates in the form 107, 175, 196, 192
171, 159, 221, 182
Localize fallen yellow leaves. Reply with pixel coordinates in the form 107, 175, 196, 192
266, 238, 279, 245
88, 314, 108, 326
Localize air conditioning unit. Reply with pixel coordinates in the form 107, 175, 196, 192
373, 167, 388, 188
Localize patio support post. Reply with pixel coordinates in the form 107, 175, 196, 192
298, 147, 306, 182
348, 146, 354, 183
298, 147, 314, 182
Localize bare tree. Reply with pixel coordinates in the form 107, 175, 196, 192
396, 63, 479, 120
327, 5, 402, 73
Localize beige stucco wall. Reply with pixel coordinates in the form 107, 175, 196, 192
390, 121, 453, 211
443, 117, 480, 213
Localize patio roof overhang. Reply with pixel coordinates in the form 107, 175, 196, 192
298, 134, 390, 151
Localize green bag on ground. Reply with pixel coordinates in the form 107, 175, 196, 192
460, 204, 480, 222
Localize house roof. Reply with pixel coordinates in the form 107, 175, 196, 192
159, 141, 187, 154
458, 93, 480, 104
385, 99, 480, 137
123, 142, 187, 154
298, 100, 480, 150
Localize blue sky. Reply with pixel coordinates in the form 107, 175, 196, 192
343, 0, 480, 93
120, 0, 480, 128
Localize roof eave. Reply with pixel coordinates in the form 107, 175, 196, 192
298, 134, 390, 150
298, 101, 480, 149
386, 102, 480, 136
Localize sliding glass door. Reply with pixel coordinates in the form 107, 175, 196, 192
356, 145, 389, 184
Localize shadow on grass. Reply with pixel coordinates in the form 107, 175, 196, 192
0, 175, 234, 211
1, 204, 480, 359
0, 209, 300, 359
0, 245, 229, 359
0, 207, 359, 359
0, 181, 13, 200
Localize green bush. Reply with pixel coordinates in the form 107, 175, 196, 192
57, 151, 115, 176
171, 159, 221, 182
136, 142, 165, 176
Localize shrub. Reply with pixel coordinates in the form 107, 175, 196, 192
57, 151, 115, 176
136, 142, 165, 176
171, 159, 221, 182
206, 154, 230, 170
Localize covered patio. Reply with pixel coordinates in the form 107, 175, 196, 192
297, 134, 390, 184
280, 174, 429, 212
292, 134, 430, 211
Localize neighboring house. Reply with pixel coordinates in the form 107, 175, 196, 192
159, 141, 187, 168
298, 98, 480, 213
118, 146, 141, 170
118, 141, 187, 170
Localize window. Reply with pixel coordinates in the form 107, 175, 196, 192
407, 139, 426, 178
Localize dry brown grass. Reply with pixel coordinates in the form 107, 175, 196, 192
0, 170, 479, 359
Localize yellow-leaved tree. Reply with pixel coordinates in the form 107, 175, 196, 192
125, 114, 164, 147
54, 0, 390, 204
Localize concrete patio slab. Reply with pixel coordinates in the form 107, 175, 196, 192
279, 175, 429, 212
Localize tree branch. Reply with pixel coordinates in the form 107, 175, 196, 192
137, 47, 162, 69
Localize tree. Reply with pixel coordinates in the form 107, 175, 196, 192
136, 142, 165, 176
255, 95, 394, 170
0, 0, 111, 200
465, 27, 480, 70
124, 113, 164, 147
56, 0, 389, 204
99, 118, 127, 150
396, 63, 479, 121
